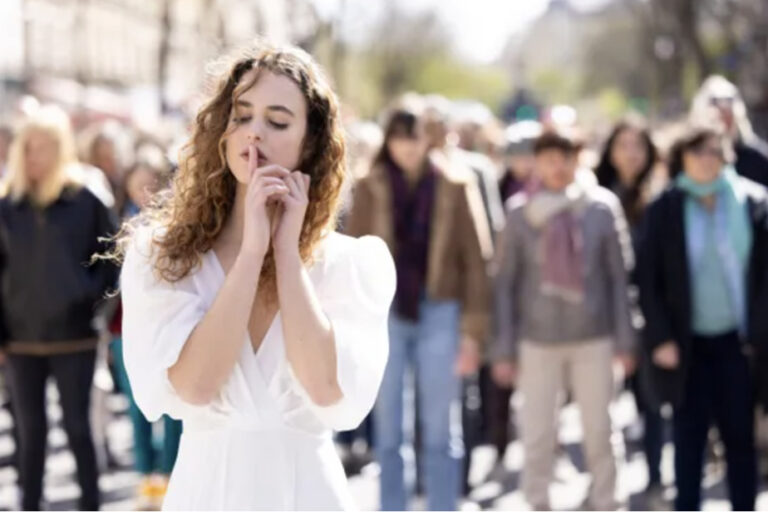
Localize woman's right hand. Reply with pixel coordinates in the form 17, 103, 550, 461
241, 143, 290, 259
652, 340, 680, 369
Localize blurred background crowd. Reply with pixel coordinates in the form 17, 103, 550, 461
1, 0, 768, 510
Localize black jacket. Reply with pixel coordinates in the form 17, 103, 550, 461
638, 178, 768, 407
735, 138, 768, 189
0, 185, 118, 346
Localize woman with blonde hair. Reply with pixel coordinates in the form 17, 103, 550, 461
0, 105, 117, 510
114, 41, 395, 510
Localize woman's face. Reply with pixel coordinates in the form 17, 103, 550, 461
386, 121, 428, 174
126, 166, 159, 209
682, 136, 725, 184
610, 127, 648, 185
506, 153, 535, 181
24, 130, 58, 184
225, 70, 308, 184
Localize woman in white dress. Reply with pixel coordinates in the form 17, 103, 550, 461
114, 42, 395, 510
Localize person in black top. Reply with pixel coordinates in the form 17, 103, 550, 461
639, 126, 768, 511
0, 106, 117, 510
595, 116, 668, 507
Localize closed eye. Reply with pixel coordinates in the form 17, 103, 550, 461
269, 120, 289, 130
233, 115, 252, 125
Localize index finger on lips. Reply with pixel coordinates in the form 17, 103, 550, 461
248, 144, 258, 179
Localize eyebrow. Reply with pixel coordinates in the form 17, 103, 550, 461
234, 100, 294, 117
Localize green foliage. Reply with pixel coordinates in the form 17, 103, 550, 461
410, 56, 511, 112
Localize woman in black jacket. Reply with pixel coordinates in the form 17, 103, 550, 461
595, 117, 667, 505
0, 106, 117, 510
639, 126, 768, 511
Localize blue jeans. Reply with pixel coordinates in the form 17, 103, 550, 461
375, 299, 463, 511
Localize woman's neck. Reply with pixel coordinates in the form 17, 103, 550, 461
617, 168, 637, 188
403, 165, 424, 188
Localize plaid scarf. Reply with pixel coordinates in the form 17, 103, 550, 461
525, 184, 587, 303
387, 160, 437, 321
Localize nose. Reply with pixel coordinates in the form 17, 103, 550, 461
247, 120, 265, 144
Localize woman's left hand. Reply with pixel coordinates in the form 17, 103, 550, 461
272, 171, 311, 259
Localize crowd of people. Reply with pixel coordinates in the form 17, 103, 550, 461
0, 52, 767, 512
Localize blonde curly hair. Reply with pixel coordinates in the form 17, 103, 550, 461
110, 41, 346, 297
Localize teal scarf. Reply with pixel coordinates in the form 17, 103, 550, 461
676, 166, 752, 335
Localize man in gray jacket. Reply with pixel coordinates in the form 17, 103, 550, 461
491, 131, 636, 511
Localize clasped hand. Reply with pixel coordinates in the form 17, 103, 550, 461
240, 142, 310, 261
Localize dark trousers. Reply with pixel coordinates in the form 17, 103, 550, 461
1, 365, 20, 478
643, 405, 664, 486
461, 365, 513, 494
630, 370, 664, 486
483, 366, 514, 459
337, 413, 374, 448
7, 350, 100, 511
673, 331, 756, 511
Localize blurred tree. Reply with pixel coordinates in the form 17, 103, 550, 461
364, 5, 450, 103
315, 3, 511, 119
500, 0, 767, 126
629, 0, 768, 113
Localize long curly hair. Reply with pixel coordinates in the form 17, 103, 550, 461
109, 41, 346, 297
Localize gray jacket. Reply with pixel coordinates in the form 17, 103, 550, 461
491, 185, 636, 359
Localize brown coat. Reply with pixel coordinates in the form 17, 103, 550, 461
343, 160, 491, 342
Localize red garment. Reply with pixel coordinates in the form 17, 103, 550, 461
109, 300, 122, 336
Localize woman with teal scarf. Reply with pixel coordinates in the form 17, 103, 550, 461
639, 127, 768, 511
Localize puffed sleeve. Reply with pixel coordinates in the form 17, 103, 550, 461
301, 235, 396, 431
120, 228, 210, 422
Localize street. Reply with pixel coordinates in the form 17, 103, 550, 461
1, 379, 765, 510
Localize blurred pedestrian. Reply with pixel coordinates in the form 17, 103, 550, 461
83, 125, 128, 212
491, 131, 636, 511
690, 75, 768, 188
500, 120, 542, 203
345, 97, 490, 510
0, 122, 17, 476
0, 105, 117, 510
109, 161, 180, 509
424, 96, 505, 492
639, 126, 768, 511
595, 116, 668, 508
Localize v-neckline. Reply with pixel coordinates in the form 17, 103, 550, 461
207, 249, 280, 357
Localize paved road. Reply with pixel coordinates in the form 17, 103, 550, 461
0, 382, 765, 510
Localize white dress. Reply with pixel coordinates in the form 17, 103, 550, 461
120, 229, 396, 510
